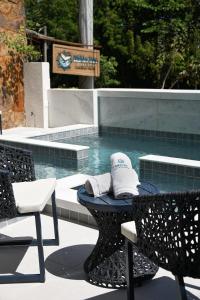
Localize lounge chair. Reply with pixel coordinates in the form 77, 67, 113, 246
0, 143, 59, 283
121, 191, 200, 300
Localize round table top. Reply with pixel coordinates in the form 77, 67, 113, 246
78, 181, 159, 212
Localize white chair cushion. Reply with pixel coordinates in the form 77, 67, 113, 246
12, 178, 56, 214
121, 221, 137, 243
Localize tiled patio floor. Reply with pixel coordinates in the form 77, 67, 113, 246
0, 215, 199, 300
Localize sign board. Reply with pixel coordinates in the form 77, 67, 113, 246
52, 44, 100, 77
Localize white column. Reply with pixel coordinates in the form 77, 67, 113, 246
79, 0, 94, 89
24, 62, 50, 128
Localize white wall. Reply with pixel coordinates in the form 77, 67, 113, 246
24, 62, 98, 128
48, 89, 98, 127
98, 89, 200, 135
23, 63, 200, 135
24, 62, 50, 128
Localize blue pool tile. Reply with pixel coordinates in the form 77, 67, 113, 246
194, 168, 200, 178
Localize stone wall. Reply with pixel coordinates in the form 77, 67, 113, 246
0, 0, 25, 129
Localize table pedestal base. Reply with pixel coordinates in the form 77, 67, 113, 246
84, 208, 158, 289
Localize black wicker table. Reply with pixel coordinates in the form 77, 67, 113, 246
77, 181, 159, 289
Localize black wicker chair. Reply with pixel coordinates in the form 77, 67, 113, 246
121, 191, 200, 300
0, 143, 59, 283
0, 143, 59, 246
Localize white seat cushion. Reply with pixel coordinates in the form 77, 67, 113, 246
12, 178, 56, 214
121, 221, 137, 243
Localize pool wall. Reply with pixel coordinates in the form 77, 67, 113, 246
100, 126, 200, 143
0, 125, 98, 160
98, 89, 200, 137
32, 125, 98, 141
140, 155, 200, 191
48, 89, 98, 128
24, 63, 200, 138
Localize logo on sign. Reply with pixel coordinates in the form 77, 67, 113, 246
57, 51, 72, 70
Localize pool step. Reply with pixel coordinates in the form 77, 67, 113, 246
0, 135, 89, 160
140, 154, 200, 181
0, 124, 98, 161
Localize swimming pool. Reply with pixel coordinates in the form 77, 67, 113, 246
34, 133, 200, 192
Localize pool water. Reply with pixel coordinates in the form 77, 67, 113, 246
34, 133, 200, 192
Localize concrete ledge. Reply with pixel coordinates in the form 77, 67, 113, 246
139, 155, 200, 182
0, 135, 88, 151
0, 174, 97, 229
3, 124, 97, 138
0, 124, 100, 160
0, 135, 89, 160
98, 88, 200, 100
140, 155, 200, 168
45, 174, 97, 227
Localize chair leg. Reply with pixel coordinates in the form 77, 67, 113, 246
175, 275, 188, 300
126, 240, 135, 300
0, 193, 59, 247
0, 213, 45, 283
51, 191, 59, 245
42, 191, 59, 246
35, 212, 45, 282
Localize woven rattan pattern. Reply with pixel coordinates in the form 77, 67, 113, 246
85, 207, 158, 288
134, 191, 200, 278
0, 143, 35, 182
0, 144, 35, 219
0, 170, 17, 219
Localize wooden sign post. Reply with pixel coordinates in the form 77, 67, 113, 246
52, 44, 100, 77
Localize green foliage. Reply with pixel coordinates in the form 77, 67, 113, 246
25, 0, 82, 88
94, 0, 200, 88
24, 0, 200, 89
0, 27, 40, 62
95, 55, 120, 87
0, 27, 40, 104
25, 0, 79, 42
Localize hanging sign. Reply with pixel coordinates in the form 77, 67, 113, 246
52, 44, 100, 77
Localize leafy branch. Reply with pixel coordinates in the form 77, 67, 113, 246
0, 26, 40, 62
0, 27, 40, 106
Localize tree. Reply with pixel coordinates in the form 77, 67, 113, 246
25, 0, 121, 88
95, 55, 120, 87
25, 0, 79, 42
94, 0, 200, 89
25, 0, 200, 89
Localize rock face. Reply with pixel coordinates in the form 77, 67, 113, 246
0, 0, 25, 129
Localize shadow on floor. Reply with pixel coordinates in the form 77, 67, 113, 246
85, 276, 200, 300
0, 234, 30, 274
45, 244, 94, 280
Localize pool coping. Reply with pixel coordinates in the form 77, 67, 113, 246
2, 152, 200, 229
51, 152, 200, 226
46, 152, 200, 226
140, 154, 200, 181
140, 155, 200, 168
1, 126, 200, 228
0, 124, 98, 160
